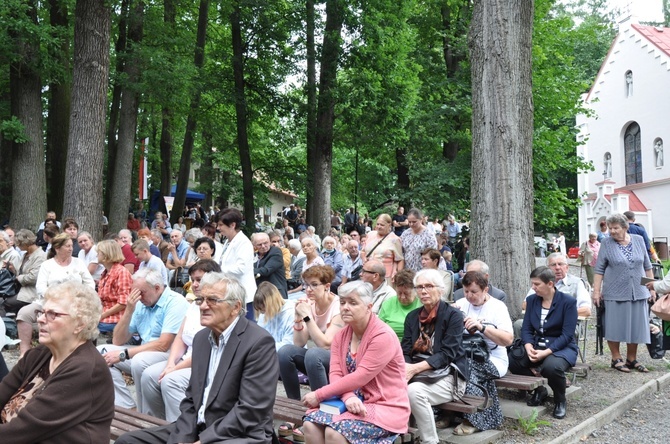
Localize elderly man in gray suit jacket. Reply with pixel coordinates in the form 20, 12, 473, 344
116, 272, 279, 444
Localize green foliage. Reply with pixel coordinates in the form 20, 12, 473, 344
0, 116, 29, 143
517, 409, 551, 435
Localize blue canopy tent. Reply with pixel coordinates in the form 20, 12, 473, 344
149, 185, 206, 220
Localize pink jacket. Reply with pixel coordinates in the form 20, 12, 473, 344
313, 315, 410, 434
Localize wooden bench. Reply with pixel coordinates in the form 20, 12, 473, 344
495, 374, 547, 391
436, 394, 489, 414
110, 406, 168, 441
273, 396, 417, 443
567, 362, 591, 384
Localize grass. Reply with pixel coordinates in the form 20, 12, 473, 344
517, 409, 551, 435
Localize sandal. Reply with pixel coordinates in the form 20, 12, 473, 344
453, 422, 479, 436
277, 422, 295, 437
625, 359, 649, 373
292, 426, 305, 443
611, 358, 630, 373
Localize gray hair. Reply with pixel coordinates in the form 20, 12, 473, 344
414, 269, 445, 295
200, 272, 247, 317
44, 281, 102, 341
338, 280, 374, 305
151, 229, 163, 238
466, 259, 489, 275
14, 229, 37, 248
119, 229, 132, 238
132, 268, 165, 288
321, 236, 336, 247
288, 239, 302, 252
546, 252, 568, 264
606, 213, 629, 230
183, 228, 201, 243
77, 231, 94, 242
0, 231, 10, 244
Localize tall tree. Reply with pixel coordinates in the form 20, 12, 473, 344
159, 0, 176, 200
9, 0, 47, 231
45, 0, 71, 218
309, 0, 345, 236
305, 0, 317, 227
105, 0, 129, 214
230, 0, 255, 230
171, 0, 209, 225
469, 0, 535, 319
62, 0, 111, 240
109, 0, 144, 233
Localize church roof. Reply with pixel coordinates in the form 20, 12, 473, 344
631, 24, 670, 58
583, 188, 648, 212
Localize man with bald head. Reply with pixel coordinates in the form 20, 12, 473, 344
453, 259, 507, 302
253, 232, 287, 298
360, 259, 397, 313
117, 229, 140, 273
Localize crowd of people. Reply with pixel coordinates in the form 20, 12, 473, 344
0, 207, 664, 443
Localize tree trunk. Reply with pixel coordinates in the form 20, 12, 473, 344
9, 1, 47, 232
201, 129, 214, 210
230, 1, 255, 233
305, 0, 316, 226
468, 0, 535, 320
171, 0, 209, 225
109, 0, 145, 234
45, 0, 71, 218
105, 0, 129, 214
0, 91, 12, 225
311, 0, 344, 237
62, 0, 111, 241
159, 0, 175, 200
396, 146, 410, 199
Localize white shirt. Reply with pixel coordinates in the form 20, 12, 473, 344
197, 317, 240, 424
219, 232, 256, 304
78, 246, 104, 282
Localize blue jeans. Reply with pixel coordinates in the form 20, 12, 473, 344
98, 322, 117, 333
277, 344, 330, 400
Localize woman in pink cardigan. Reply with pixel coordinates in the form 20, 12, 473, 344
301, 280, 410, 443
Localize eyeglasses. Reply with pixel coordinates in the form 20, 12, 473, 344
35, 309, 71, 321
303, 282, 323, 290
416, 284, 441, 292
194, 296, 231, 306
361, 269, 377, 275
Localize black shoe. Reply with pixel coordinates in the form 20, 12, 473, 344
526, 386, 548, 406
553, 401, 566, 419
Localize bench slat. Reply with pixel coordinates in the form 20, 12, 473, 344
436, 395, 488, 414
495, 375, 547, 390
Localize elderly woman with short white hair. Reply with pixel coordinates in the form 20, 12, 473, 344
1, 230, 46, 318
321, 236, 343, 292
0, 281, 114, 442
302, 280, 410, 443
403, 269, 468, 444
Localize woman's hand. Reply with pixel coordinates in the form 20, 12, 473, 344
463, 316, 482, 334
592, 291, 602, 308
301, 392, 319, 409
345, 396, 367, 416
295, 300, 311, 318
405, 363, 421, 381
649, 289, 657, 303
158, 363, 176, 382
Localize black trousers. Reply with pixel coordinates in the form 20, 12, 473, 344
508, 354, 571, 403
0, 352, 8, 381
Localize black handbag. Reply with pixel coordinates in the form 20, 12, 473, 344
0, 265, 18, 298
462, 333, 491, 363
410, 353, 453, 384
647, 320, 667, 359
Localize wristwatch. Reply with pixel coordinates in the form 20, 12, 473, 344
303, 316, 311, 323
119, 349, 130, 362
480, 324, 487, 334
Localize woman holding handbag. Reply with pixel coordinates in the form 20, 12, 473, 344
453, 271, 513, 435
362, 214, 404, 282
578, 233, 600, 287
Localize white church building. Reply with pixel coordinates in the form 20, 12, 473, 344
576, 20, 670, 258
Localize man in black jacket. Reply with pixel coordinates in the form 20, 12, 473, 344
252, 232, 287, 298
